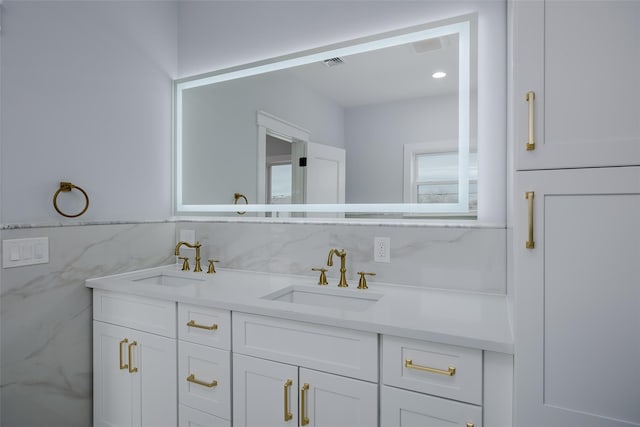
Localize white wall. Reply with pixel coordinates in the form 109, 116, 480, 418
1, 0, 177, 224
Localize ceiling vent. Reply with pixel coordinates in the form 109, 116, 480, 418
322, 57, 345, 67
412, 36, 449, 54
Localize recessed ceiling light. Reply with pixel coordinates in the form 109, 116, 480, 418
432, 71, 447, 79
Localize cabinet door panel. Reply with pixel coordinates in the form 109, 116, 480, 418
233, 354, 298, 427
300, 368, 377, 427
513, 0, 640, 170
514, 167, 640, 426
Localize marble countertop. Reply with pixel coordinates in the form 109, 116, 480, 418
86, 264, 513, 354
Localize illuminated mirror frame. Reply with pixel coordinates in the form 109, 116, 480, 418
175, 19, 472, 215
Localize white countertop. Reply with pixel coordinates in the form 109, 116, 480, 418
86, 265, 513, 354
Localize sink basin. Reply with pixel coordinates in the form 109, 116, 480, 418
133, 273, 205, 287
262, 286, 382, 312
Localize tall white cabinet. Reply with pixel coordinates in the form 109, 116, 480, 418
512, 1, 640, 426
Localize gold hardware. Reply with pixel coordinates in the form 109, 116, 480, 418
300, 383, 310, 426
327, 248, 348, 287
128, 341, 138, 373
405, 359, 456, 376
467, 423, 475, 427
525, 91, 535, 151
175, 241, 202, 272
283, 379, 293, 422
525, 191, 535, 249
179, 256, 190, 271
53, 181, 90, 218
311, 267, 328, 285
186, 320, 218, 331
357, 272, 376, 290
186, 374, 218, 388
119, 338, 129, 370
207, 259, 220, 274
234, 192, 248, 215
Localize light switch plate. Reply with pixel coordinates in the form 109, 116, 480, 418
3, 237, 49, 268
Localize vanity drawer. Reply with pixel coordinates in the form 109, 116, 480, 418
178, 304, 231, 350
178, 341, 231, 420
179, 405, 230, 427
92, 290, 176, 338
382, 335, 482, 404
233, 312, 378, 382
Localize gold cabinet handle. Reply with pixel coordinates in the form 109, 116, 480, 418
283, 379, 293, 422
186, 320, 218, 331
128, 341, 138, 373
467, 423, 475, 427
186, 374, 218, 388
300, 383, 310, 426
119, 338, 129, 370
525, 191, 535, 249
405, 359, 456, 376
525, 91, 535, 150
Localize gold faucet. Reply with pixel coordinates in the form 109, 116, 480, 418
175, 241, 202, 272
327, 248, 348, 287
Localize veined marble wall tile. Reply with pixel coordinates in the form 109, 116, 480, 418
0, 223, 175, 427
178, 222, 507, 294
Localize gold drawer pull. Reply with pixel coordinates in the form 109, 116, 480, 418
525, 91, 535, 150
405, 359, 456, 376
186, 320, 218, 331
128, 341, 138, 373
119, 338, 129, 370
467, 423, 475, 427
186, 374, 218, 388
301, 383, 310, 426
283, 379, 293, 421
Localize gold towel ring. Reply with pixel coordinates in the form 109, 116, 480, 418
234, 192, 248, 215
53, 182, 89, 218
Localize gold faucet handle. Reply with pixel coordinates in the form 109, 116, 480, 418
311, 268, 328, 285
357, 272, 376, 290
207, 259, 220, 274
179, 256, 190, 271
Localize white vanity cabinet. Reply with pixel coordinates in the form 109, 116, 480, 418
92, 290, 178, 427
381, 336, 483, 427
178, 304, 232, 427
232, 312, 378, 427
513, 0, 640, 171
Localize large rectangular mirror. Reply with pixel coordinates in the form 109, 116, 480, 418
174, 4, 505, 221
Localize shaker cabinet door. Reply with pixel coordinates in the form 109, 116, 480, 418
514, 167, 640, 427
513, 0, 640, 170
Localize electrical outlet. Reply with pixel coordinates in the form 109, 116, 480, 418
374, 237, 390, 263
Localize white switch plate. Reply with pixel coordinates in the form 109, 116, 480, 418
3, 237, 49, 268
374, 237, 390, 263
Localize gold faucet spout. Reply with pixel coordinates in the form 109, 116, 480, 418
327, 248, 348, 287
175, 241, 202, 272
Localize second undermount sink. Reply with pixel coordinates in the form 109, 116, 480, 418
262, 285, 382, 312
133, 273, 206, 287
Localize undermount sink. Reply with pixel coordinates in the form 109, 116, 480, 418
262, 285, 382, 312
133, 273, 205, 287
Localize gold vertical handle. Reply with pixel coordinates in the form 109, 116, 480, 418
119, 338, 129, 370
283, 379, 293, 422
525, 91, 535, 150
128, 341, 138, 373
526, 191, 535, 249
301, 383, 310, 426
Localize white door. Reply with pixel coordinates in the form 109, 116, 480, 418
94, 321, 136, 427
514, 167, 640, 427
233, 354, 298, 427
513, 0, 640, 170
381, 385, 482, 427
299, 368, 377, 427
304, 141, 345, 218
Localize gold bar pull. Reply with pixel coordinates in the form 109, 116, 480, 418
525, 191, 535, 249
467, 423, 475, 427
186, 320, 218, 331
119, 338, 129, 370
283, 379, 293, 422
186, 374, 218, 388
128, 341, 138, 373
405, 359, 456, 376
525, 91, 535, 150
300, 383, 310, 426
